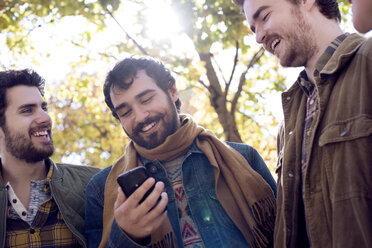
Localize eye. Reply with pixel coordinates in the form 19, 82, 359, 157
141, 96, 153, 104
263, 12, 270, 22
21, 108, 32, 114
120, 109, 132, 118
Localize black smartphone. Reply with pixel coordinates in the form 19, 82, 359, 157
117, 166, 161, 206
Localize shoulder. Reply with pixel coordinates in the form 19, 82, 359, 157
87, 165, 113, 189
55, 163, 101, 177
225, 141, 262, 165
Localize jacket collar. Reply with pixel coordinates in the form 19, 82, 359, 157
317, 33, 365, 80
285, 33, 364, 97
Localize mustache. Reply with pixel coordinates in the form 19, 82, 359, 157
133, 114, 163, 134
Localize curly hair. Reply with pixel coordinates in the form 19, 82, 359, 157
103, 56, 181, 120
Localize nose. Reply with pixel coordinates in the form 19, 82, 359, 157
255, 26, 266, 45
35, 108, 52, 125
133, 106, 150, 124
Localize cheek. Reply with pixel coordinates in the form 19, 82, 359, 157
120, 119, 131, 132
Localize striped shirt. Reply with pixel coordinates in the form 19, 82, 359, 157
5, 163, 79, 247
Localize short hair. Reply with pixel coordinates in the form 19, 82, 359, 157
103, 56, 181, 120
232, 0, 341, 22
0, 69, 45, 127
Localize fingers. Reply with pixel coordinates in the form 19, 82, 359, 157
114, 187, 126, 210
139, 181, 168, 213
113, 177, 169, 240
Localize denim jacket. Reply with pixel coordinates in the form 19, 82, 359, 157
85, 142, 276, 248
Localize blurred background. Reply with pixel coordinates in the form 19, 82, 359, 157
0, 0, 367, 172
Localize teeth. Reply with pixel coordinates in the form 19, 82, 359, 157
271, 39, 280, 51
34, 130, 48, 137
142, 122, 156, 132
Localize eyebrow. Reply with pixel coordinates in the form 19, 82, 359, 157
18, 103, 37, 110
113, 89, 156, 113
250, 5, 269, 33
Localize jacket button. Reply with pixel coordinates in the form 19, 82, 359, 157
286, 96, 291, 101
340, 128, 348, 136
288, 131, 293, 135
150, 166, 157, 173
288, 173, 294, 178
30, 229, 35, 234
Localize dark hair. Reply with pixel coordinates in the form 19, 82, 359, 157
103, 56, 181, 119
0, 69, 45, 127
232, 0, 341, 22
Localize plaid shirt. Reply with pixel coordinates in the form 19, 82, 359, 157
5, 164, 79, 248
298, 33, 349, 186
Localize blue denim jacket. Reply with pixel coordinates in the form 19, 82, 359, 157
85, 142, 276, 248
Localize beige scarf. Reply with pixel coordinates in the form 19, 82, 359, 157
99, 114, 276, 248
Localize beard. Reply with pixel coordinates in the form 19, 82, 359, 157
276, 7, 318, 67
3, 124, 54, 163
125, 96, 179, 150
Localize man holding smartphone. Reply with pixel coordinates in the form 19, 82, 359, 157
85, 56, 277, 248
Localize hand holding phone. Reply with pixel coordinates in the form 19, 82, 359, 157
114, 166, 168, 242
117, 166, 152, 204
117, 166, 162, 207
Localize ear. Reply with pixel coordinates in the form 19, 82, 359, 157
303, 0, 316, 11
168, 83, 179, 103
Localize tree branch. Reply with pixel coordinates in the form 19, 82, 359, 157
226, 41, 239, 93
105, 8, 148, 55
230, 47, 264, 114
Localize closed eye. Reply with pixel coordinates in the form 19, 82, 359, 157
263, 12, 270, 21
120, 109, 132, 118
141, 96, 153, 104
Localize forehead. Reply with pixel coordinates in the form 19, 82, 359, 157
109, 70, 161, 104
243, 0, 274, 23
6, 85, 44, 109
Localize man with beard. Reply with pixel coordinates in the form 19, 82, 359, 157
85, 56, 277, 248
348, 0, 372, 33
0, 69, 100, 247
233, 0, 372, 247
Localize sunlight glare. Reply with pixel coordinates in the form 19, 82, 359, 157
145, 1, 181, 39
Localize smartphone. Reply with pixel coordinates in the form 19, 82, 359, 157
117, 166, 161, 207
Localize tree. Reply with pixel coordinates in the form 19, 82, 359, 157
0, 0, 352, 169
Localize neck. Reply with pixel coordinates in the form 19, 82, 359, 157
304, 16, 343, 83
1, 154, 47, 187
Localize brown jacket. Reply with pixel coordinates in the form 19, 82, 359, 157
275, 34, 372, 248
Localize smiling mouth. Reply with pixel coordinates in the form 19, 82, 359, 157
30, 125, 51, 141
271, 38, 280, 53
141, 121, 157, 132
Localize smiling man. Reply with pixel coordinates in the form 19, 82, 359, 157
233, 0, 372, 247
85, 56, 277, 248
0, 69, 100, 247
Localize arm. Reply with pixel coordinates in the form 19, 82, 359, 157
227, 142, 277, 196
85, 167, 141, 248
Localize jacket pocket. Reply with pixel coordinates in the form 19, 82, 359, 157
319, 114, 372, 146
